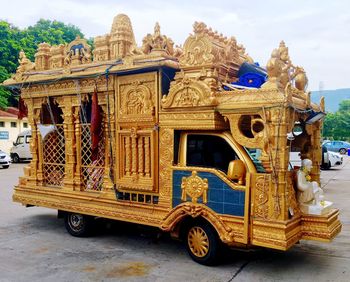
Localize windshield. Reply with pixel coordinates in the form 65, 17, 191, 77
245, 148, 265, 173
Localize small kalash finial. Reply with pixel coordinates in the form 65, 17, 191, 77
154, 22, 161, 36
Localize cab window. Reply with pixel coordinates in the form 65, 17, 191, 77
26, 136, 32, 143
186, 134, 238, 173
16, 136, 24, 144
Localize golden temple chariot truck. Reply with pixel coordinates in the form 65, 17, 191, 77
4, 14, 341, 265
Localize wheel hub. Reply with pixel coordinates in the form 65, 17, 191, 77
188, 226, 209, 257
69, 214, 84, 231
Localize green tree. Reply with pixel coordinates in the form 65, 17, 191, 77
0, 66, 12, 109
24, 19, 84, 60
323, 99, 350, 141
0, 19, 85, 107
0, 21, 23, 73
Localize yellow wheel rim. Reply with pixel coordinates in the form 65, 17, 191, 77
188, 226, 209, 258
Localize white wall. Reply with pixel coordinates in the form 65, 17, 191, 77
0, 117, 30, 153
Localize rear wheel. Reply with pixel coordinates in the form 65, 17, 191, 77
64, 212, 94, 237
185, 221, 220, 265
339, 148, 347, 154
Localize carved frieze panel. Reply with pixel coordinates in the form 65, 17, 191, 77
117, 73, 157, 123
251, 174, 271, 219
162, 76, 217, 109
179, 34, 214, 66
22, 77, 108, 98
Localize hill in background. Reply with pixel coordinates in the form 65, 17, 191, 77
311, 88, 350, 112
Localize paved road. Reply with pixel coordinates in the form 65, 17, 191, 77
0, 158, 349, 282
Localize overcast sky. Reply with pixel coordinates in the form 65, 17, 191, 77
1, 0, 349, 91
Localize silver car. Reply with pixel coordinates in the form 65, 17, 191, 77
0, 150, 11, 169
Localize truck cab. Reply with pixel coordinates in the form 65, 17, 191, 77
10, 130, 32, 162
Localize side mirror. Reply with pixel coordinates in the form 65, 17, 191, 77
292, 124, 304, 137
227, 160, 246, 185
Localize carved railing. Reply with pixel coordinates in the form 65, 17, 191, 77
43, 125, 65, 187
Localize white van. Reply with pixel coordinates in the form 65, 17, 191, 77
10, 130, 32, 162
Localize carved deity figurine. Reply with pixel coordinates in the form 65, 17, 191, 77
17, 50, 35, 73
297, 159, 333, 215
278, 41, 293, 89
297, 159, 323, 204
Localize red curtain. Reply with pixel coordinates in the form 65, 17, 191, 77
90, 88, 102, 162
18, 97, 28, 119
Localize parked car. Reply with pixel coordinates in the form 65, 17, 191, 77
289, 145, 341, 170
328, 151, 343, 168
10, 130, 32, 163
0, 150, 11, 169
321, 145, 330, 169
322, 140, 350, 154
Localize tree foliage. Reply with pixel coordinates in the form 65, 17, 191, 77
0, 19, 84, 108
323, 99, 350, 141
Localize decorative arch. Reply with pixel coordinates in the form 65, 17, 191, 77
162, 77, 216, 109
161, 202, 236, 244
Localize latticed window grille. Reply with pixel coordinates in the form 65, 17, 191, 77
81, 123, 105, 191
43, 125, 65, 186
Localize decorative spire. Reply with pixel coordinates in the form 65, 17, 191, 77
141, 22, 174, 56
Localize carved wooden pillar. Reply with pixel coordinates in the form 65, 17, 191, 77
34, 104, 44, 186
61, 96, 75, 190
23, 98, 39, 186
101, 90, 115, 193
73, 105, 82, 191
158, 128, 174, 207
269, 107, 289, 221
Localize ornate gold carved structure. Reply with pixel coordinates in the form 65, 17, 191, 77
4, 13, 340, 252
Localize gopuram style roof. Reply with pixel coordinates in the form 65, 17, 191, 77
2, 13, 324, 113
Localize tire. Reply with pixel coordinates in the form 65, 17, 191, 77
2, 165, 9, 169
12, 154, 20, 163
64, 212, 94, 237
185, 221, 220, 265
322, 161, 331, 170
339, 148, 347, 155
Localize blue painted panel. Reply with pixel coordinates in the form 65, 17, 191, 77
172, 170, 245, 217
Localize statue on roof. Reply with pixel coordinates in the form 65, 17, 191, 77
14, 50, 35, 81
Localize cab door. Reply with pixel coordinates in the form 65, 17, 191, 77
173, 132, 253, 244
23, 134, 32, 159
14, 135, 25, 158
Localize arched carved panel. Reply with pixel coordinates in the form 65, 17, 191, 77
162, 76, 216, 109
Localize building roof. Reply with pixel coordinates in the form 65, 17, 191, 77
6, 107, 19, 115
0, 109, 17, 118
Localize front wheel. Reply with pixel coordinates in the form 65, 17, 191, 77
322, 161, 331, 170
12, 154, 20, 163
339, 148, 347, 154
186, 221, 220, 265
64, 212, 94, 237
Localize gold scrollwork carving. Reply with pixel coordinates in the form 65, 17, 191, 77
121, 81, 154, 115
162, 76, 216, 109
254, 175, 269, 219
179, 34, 214, 66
